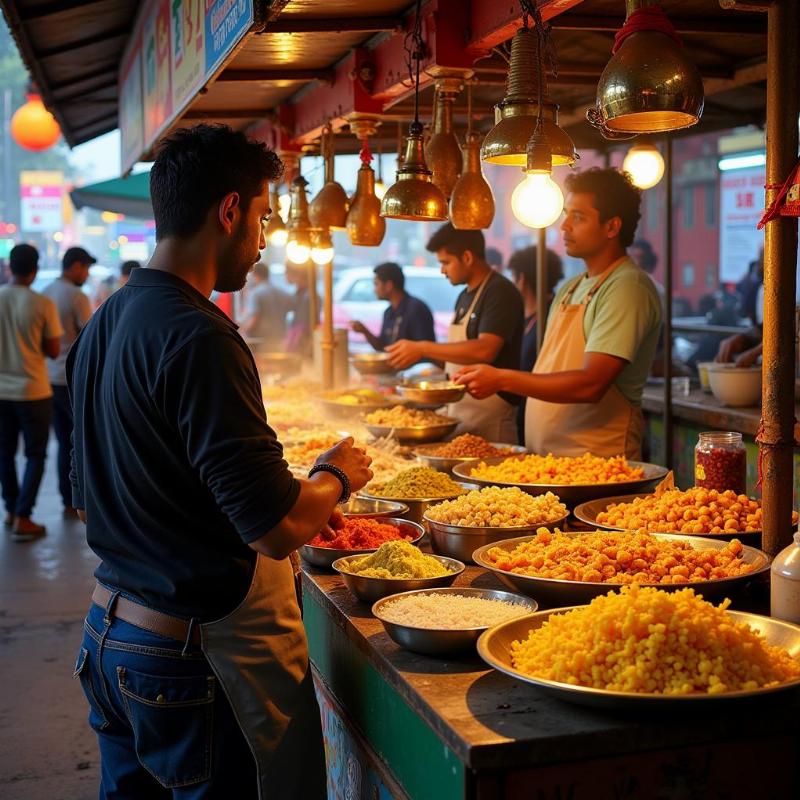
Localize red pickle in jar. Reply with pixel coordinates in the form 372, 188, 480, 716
694, 432, 746, 494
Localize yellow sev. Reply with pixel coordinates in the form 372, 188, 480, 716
511, 585, 800, 695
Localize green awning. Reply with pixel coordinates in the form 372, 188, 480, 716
70, 172, 152, 219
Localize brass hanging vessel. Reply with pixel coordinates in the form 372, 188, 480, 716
265, 183, 288, 246
424, 79, 463, 200
450, 84, 495, 230
593, 0, 703, 134
286, 175, 313, 263
309, 126, 349, 230
481, 26, 575, 168
381, 121, 448, 221
347, 152, 386, 246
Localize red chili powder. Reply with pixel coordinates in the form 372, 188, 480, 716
309, 517, 415, 549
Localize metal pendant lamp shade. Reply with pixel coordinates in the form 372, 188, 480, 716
286, 175, 313, 263
481, 27, 575, 168
347, 162, 386, 246
450, 131, 495, 230
380, 121, 448, 222
265, 184, 288, 246
425, 85, 463, 200
309, 129, 349, 230
594, 2, 704, 133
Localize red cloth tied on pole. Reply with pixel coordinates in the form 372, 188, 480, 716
758, 156, 800, 229
612, 5, 684, 54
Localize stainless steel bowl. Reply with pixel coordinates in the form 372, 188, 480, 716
424, 513, 569, 563
396, 381, 467, 405
478, 608, 800, 709
332, 554, 465, 603
452, 457, 669, 507
338, 497, 409, 518
317, 393, 396, 421
573, 494, 765, 544
350, 353, 398, 376
372, 587, 538, 656
359, 482, 480, 526
363, 419, 459, 444
414, 443, 527, 474
300, 518, 424, 570
472, 532, 771, 606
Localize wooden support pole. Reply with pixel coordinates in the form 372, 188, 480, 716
322, 260, 335, 390
760, 0, 798, 557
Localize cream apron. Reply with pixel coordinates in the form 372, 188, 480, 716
525, 259, 644, 459
446, 274, 518, 443
200, 553, 326, 799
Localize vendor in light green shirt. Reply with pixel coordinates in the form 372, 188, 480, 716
454, 168, 662, 458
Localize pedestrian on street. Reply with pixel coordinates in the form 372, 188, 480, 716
0, 243, 63, 541
43, 246, 94, 517
68, 124, 372, 798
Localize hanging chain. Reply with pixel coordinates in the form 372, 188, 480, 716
402, 0, 426, 125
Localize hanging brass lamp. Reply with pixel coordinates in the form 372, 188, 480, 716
346, 117, 386, 246
425, 78, 463, 200
380, 0, 448, 222
265, 183, 288, 246
450, 83, 495, 230
286, 175, 313, 265
309, 126, 349, 230
481, 26, 575, 168
592, 0, 703, 134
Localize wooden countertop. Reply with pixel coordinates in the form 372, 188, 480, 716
302, 565, 799, 772
641, 385, 766, 436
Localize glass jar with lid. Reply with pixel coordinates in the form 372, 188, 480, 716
694, 431, 746, 494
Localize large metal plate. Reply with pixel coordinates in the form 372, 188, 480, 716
574, 493, 764, 543
471, 532, 771, 606
363, 419, 459, 444
477, 608, 800, 709
452, 457, 668, 506
414, 443, 526, 474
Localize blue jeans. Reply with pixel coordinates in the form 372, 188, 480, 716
0, 397, 52, 517
75, 598, 258, 799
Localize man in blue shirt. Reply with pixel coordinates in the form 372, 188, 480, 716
350, 262, 435, 350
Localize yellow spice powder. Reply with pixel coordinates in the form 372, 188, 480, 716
511, 585, 800, 695
339, 540, 451, 579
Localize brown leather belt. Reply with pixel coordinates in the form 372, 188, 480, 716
92, 584, 201, 646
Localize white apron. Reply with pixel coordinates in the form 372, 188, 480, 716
525, 259, 644, 459
446, 274, 518, 443
200, 553, 326, 799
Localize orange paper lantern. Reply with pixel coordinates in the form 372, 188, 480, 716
11, 94, 61, 152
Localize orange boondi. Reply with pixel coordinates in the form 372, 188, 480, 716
469, 452, 644, 485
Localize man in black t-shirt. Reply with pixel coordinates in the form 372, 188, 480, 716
67, 124, 371, 799
386, 224, 522, 442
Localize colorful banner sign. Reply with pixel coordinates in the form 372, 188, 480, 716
20, 171, 64, 232
119, 0, 254, 171
719, 166, 766, 284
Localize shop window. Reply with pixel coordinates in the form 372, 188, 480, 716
705, 265, 716, 287
682, 263, 695, 288
705, 185, 717, 227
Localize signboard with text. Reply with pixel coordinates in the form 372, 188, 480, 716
20, 171, 64, 233
719, 166, 766, 284
119, 0, 254, 172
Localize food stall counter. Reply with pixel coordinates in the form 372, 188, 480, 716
302, 566, 800, 800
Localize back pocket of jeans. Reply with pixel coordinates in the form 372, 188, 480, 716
117, 665, 215, 788
73, 646, 109, 731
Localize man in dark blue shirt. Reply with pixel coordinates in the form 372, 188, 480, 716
67, 124, 371, 799
350, 262, 435, 350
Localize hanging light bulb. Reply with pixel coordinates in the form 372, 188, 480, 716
374, 144, 387, 201
311, 228, 335, 265
622, 139, 665, 189
592, 0, 703, 134
309, 125, 349, 230
511, 127, 564, 229
481, 20, 575, 168
380, 0, 447, 222
425, 79, 464, 200
286, 174, 312, 264
265, 184, 288, 246
346, 131, 386, 246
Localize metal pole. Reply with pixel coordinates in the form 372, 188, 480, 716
322, 259, 335, 389
663, 138, 673, 471
2, 89, 11, 224
536, 227, 547, 353
761, 0, 798, 558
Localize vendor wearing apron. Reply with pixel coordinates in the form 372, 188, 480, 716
456, 168, 661, 459
67, 125, 373, 799
386, 224, 523, 443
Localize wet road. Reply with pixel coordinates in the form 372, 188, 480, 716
0, 438, 99, 799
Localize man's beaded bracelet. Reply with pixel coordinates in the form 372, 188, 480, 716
308, 463, 351, 504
